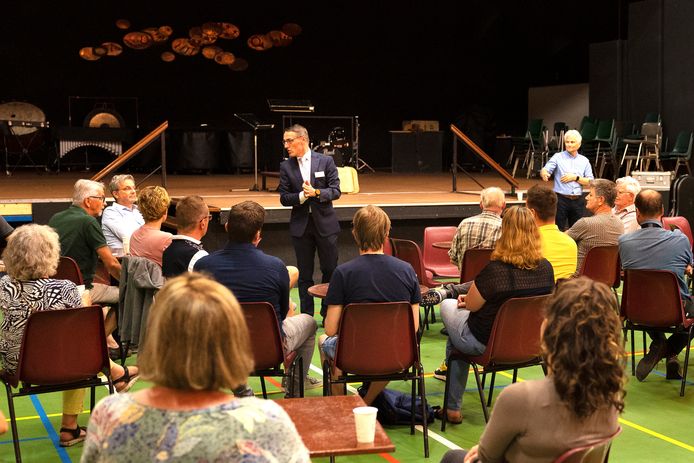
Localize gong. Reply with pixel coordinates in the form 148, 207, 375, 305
83, 107, 125, 128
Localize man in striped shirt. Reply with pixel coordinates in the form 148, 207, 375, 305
613, 176, 641, 234
448, 187, 505, 271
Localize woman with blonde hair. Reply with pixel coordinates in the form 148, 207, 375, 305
442, 277, 625, 462
437, 206, 555, 424
0, 224, 138, 447
129, 185, 173, 266
81, 273, 310, 462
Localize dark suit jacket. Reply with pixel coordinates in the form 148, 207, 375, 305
279, 151, 341, 237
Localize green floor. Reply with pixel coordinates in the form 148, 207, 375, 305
2, 289, 693, 462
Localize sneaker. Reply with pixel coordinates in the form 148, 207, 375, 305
434, 360, 447, 381
636, 338, 667, 381
666, 357, 683, 380
304, 376, 323, 390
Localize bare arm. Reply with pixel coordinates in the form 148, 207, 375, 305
457, 282, 486, 312
96, 245, 121, 281
325, 304, 343, 336
411, 303, 420, 333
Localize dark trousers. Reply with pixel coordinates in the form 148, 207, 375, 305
293, 215, 338, 318
648, 298, 694, 357
555, 193, 587, 231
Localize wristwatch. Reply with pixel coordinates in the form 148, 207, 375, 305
315, 189, 321, 197
575, 175, 580, 182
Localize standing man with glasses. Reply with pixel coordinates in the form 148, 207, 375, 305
102, 174, 144, 256
540, 129, 594, 230
279, 124, 341, 320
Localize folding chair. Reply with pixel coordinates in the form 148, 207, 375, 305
391, 238, 435, 329
441, 294, 551, 429
322, 301, 429, 457
240, 302, 303, 398
621, 269, 693, 396
422, 226, 459, 279
0, 306, 113, 462
579, 245, 620, 296
554, 427, 622, 463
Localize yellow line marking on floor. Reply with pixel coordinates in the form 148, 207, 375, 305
618, 418, 694, 452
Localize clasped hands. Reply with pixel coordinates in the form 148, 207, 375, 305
303, 180, 318, 197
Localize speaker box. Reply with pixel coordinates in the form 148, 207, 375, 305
391, 131, 443, 172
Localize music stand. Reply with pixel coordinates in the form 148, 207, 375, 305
234, 113, 274, 191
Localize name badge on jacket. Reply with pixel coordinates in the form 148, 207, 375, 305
315, 171, 325, 178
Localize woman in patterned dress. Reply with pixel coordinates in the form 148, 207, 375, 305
0, 224, 138, 447
81, 273, 310, 463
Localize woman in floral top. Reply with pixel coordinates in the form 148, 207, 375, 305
81, 273, 310, 463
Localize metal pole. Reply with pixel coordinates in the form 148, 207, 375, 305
251, 130, 259, 191
160, 132, 167, 189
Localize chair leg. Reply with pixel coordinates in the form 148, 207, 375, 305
260, 377, 268, 399
441, 357, 452, 432
410, 370, 416, 436
5, 385, 22, 463
512, 368, 518, 383
297, 358, 305, 398
417, 365, 430, 458
486, 372, 496, 407
472, 364, 490, 423
631, 327, 636, 377
322, 359, 331, 397
430, 305, 437, 324
90, 385, 96, 411
680, 328, 692, 397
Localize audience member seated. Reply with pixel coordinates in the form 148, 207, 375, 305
0, 215, 13, 246
619, 189, 693, 381
441, 277, 624, 463
526, 184, 577, 280
438, 206, 555, 424
0, 225, 138, 448
162, 195, 210, 278
194, 201, 318, 395
101, 174, 144, 256
319, 205, 421, 404
448, 187, 505, 271
81, 273, 310, 462
129, 186, 173, 266
567, 179, 623, 274
614, 176, 641, 234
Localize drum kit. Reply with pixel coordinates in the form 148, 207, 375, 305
314, 127, 351, 167
0, 101, 49, 175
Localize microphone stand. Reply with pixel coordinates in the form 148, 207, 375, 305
234, 113, 274, 191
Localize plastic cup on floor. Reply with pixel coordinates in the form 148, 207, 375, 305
353, 406, 378, 443
517, 191, 524, 201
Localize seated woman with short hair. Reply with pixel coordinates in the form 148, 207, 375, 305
81, 273, 310, 462
129, 185, 173, 266
0, 224, 137, 448
442, 277, 625, 463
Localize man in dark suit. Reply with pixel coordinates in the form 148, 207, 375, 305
279, 124, 341, 318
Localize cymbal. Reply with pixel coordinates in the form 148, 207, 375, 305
93, 46, 108, 56
202, 46, 222, 59
218, 22, 240, 39
281, 23, 302, 37
214, 51, 235, 65
202, 22, 222, 37
79, 47, 101, 61
161, 51, 176, 62
247, 34, 272, 51
189, 26, 216, 45
123, 31, 153, 49
159, 25, 173, 37
142, 27, 168, 43
267, 30, 292, 47
228, 57, 248, 71
171, 38, 200, 56
101, 42, 123, 56
115, 19, 131, 30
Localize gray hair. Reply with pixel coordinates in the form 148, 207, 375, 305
564, 129, 582, 145
2, 224, 61, 280
481, 187, 506, 209
590, 179, 617, 207
284, 124, 309, 142
616, 176, 642, 196
108, 174, 135, 195
72, 179, 105, 205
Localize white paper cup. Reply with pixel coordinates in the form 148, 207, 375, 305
122, 235, 131, 256
353, 406, 378, 443
517, 191, 524, 201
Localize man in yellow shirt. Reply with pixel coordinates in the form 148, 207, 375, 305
526, 184, 577, 280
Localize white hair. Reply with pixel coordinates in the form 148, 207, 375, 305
72, 179, 105, 205
480, 187, 506, 209
564, 129, 582, 144
616, 176, 642, 196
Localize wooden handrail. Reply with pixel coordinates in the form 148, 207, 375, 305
450, 124, 519, 192
91, 120, 169, 183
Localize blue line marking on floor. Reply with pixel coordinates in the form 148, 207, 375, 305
31, 395, 72, 463
0, 436, 51, 445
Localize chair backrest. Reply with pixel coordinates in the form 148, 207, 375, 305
640, 122, 661, 139
553, 122, 568, 137
528, 118, 544, 139
644, 112, 660, 123
240, 302, 285, 370
422, 226, 457, 267
335, 302, 417, 375
621, 269, 685, 327
55, 256, 84, 285
460, 248, 493, 283
670, 131, 692, 154
482, 294, 552, 365
579, 246, 620, 287
383, 237, 394, 256
661, 216, 694, 249
11, 305, 108, 387
613, 120, 635, 138
554, 427, 622, 463
579, 116, 596, 132
391, 238, 427, 286
580, 122, 598, 142
595, 119, 614, 140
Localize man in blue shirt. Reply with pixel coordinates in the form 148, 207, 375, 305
619, 189, 693, 381
194, 200, 319, 396
540, 129, 594, 230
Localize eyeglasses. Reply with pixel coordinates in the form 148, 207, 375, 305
117, 186, 136, 192
282, 137, 300, 145
89, 195, 106, 202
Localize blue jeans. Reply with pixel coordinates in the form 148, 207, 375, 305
440, 299, 486, 411
321, 335, 338, 359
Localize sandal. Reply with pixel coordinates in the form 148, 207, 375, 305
434, 406, 463, 424
59, 425, 87, 447
113, 365, 139, 393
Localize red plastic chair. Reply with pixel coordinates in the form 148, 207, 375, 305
460, 248, 493, 283
422, 226, 458, 278
554, 427, 622, 463
1, 305, 113, 462
621, 269, 693, 396
579, 245, 620, 292
391, 238, 436, 328
441, 294, 552, 429
322, 301, 429, 457
662, 216, 694, 249
240, 302, 302, 398
55, 256, 84, 285
383, 237, 394, 256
